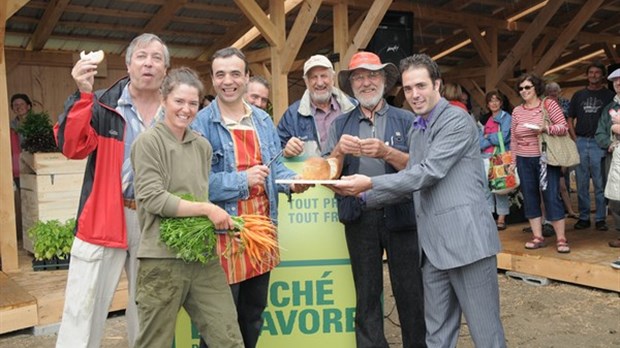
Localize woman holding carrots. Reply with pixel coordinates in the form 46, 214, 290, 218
131, 67, 243, 348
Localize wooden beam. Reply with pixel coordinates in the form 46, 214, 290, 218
6, 0, 29, 17
281, 0, 323, 72
1, 0, 29, 273
464, 24, 492, 66
604, 42, 620, 63
491, 0, 564, 88
343, 0, 392, 67
534, 0, 606, 76
269, 0, 287, 122
143, 0, 188, 33
333, 1, 349, 73
29, 0, 70, 51
234, 0, 279, 47
485, 26, 498, 92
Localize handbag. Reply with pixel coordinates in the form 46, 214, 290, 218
488, 125, 519, 194
539, 98, 580, 167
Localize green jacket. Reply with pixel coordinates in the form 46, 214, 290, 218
595, 99, 620, 150
131, 122, 213, 259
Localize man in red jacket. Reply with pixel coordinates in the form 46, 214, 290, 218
54, 33, 168, 348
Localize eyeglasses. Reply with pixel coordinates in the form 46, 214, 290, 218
350, 71, 384, 82
518, 85, 534, 91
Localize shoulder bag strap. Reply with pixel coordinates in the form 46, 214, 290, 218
497, 123, 505, 154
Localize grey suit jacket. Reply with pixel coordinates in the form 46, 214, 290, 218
366, 98, 501, 270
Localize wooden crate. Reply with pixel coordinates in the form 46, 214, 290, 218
20, 152, 86, 253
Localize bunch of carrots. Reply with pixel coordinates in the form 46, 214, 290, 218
160, 212, 278, 268
224, 214, 279, 270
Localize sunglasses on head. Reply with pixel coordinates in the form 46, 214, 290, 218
518, 85, 534, 91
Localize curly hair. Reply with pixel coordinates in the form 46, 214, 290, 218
516, 73, 545, 97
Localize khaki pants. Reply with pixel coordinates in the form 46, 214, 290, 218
55, 208, 141, 348
134, 258, 243, 348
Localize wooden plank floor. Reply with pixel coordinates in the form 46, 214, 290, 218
0, 272, 38, 334
1, 218, 618, 335
498, 219, 620, 292
1, 248, 128, 333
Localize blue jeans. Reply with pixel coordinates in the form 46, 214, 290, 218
344, 210, 426, 348
575, 137, 606, 222
517, 156, 565, 221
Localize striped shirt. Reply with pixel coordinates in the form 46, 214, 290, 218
510, 98, 568, 164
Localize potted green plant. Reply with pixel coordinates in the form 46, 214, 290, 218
28, 218, 76, 271
16, 110, 59, 153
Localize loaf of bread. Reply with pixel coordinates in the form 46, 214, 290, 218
301, 157, 338, 180
80, 50, 105, 64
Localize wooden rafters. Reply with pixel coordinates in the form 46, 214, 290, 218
533, 0, 606, 76
282, 0, 323, 72
234, 0, 280, 47
342, 0, 392, 67
30, 0, 70, 51
143, 0, 188, 33
490, 0, 564, 89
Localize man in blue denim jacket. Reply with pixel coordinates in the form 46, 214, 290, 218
191, 47, 308, 348
277, 54, 357, 157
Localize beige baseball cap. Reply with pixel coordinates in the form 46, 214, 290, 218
303, 55, 333, 76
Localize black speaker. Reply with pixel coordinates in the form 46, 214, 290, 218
366, 11, 414, 69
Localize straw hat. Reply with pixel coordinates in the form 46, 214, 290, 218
338, 51, 399, 97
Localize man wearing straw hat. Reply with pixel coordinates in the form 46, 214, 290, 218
324, 51, 425, 348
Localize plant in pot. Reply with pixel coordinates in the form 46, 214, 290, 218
28, 218, 76, 271
16, 110, 59, 153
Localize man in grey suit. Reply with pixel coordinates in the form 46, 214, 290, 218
332, 54, 506, 348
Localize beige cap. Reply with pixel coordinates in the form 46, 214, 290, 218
608, 68, 620, 81
303, 55, 333, 76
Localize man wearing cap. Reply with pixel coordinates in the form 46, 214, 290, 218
569, 62, 615, 231
333, 53, 506, 347
277, 54, 356, 157
324, 51, 425, 348
595, 67, 620, 248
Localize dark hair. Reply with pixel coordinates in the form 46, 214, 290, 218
249, 75, 270, 89
399, 54, 441, 82
211, 47, 249, 74
11, 93, 32, 107
205, 94, 215, 102
516, 73, 545, 97
485, 90, 504, 105
586, 61, 606, 76
126, 33, 170, 68
161, 67, 204, 100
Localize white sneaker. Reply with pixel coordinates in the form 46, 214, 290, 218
611, 260, 620, 270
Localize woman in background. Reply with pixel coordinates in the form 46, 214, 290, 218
510, 73, 570, 253
480, 91, 512, 230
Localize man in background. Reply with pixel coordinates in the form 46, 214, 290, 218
569, 62, 615, 231
245, 75, 270, 110
277, 54, 356, 157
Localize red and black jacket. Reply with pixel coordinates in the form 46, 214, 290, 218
54, 77, 129, 249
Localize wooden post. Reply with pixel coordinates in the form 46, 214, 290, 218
1, 0, 29, 272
